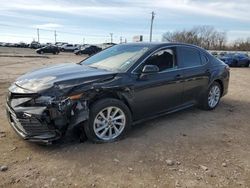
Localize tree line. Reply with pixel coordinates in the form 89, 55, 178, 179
162, 26, 250, 51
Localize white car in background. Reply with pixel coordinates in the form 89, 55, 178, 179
60, 44, 78, 52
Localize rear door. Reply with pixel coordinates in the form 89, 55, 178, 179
176, 46, 210, 104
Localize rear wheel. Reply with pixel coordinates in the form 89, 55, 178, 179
200, 82, 221, 110
245, 61, 250, 67
84, 98, 132, 143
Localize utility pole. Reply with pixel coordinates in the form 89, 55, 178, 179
37, 28, 40, 43
149, 11, 155, 42
54, 30, 57, 44
120, 36, 122, 44
83, 37, 85, 45
110, 33, 113, 43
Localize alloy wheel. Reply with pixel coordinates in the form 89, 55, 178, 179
208, 85, 221, 108
93, 106, 126, 141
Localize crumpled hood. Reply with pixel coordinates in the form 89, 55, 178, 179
14, 63, 116, 92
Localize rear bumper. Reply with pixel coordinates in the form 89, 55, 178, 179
6, 104, 61, 144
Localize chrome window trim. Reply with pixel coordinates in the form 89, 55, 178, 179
131, 45, 209, 75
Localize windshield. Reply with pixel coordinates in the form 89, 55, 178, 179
80, 44, 149, 72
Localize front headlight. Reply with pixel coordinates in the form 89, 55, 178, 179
68, 93, 83, 100
57, 93, 84, 111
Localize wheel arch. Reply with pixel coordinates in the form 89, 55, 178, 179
88, 90, 134, 119
213, 79, 224, 96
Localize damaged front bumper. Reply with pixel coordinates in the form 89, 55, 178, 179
6, 104, 61, 144
6, 90, 89, 144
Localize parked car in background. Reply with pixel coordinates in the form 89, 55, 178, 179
55, 42, 68, 50
4, 43, 11, 47
60, 44, 78, 52
16, 42, 28, 48
211, 52, 218, 57
74, 45, 102, 55
30, 41, 41, 49
219, 53, 250, 67
55, 42, 67, 46
36, 45, 60, 54
6, 43, 229, 144
100, 42, 116, 49
219, 52, 227, 56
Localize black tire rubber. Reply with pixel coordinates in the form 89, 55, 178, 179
245, 61, 250, 67
84, 98, 132, 143
200, 82, 222, 111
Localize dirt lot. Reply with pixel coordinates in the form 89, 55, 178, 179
0, 47, 250, 188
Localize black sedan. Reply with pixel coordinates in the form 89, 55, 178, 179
6, 43, 229, 144
74, 45, 102, 55
36, 45, 60, 54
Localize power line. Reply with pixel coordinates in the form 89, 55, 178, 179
110, 33, 113, 43
37, 28, 40, 43
54, 30, 57, 43
0, 24, 110, 38
0, 24, 124, 43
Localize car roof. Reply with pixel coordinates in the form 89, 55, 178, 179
119, 42, 204, 50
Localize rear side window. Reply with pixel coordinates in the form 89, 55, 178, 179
178, 47, 202, 68
201, 53, 209, 65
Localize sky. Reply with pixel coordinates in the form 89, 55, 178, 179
0, 0, 250, 44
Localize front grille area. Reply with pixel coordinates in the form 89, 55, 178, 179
8, 107, 51, 136
6, 86, 60, 142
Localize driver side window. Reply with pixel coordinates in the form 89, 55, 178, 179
143, 48, 176, 72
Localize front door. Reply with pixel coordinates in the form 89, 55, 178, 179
131, 48, 184, 120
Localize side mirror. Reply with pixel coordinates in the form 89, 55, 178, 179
142, 65, 159, 74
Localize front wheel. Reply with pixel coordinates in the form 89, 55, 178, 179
200, 82, 221, 110
84, 98, 132, 143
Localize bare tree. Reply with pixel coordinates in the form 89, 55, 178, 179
162, 26, 227, 50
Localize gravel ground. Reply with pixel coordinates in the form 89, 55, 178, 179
0, 47, 250, 188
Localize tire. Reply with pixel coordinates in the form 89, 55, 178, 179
245, 61, 250, 67
84, 98, 132, 143
200, 82, 222, 110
